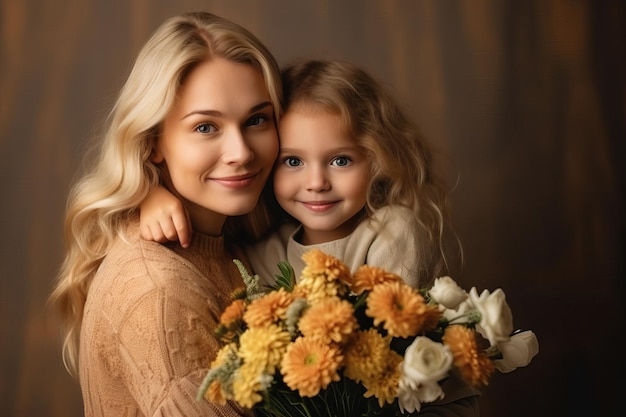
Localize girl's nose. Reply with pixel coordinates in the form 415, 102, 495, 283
305, 165, 331, 192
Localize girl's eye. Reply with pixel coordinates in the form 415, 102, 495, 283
331, 156, 351, 167
247, 114, 267, 127
283, 157, 302, 167
195, 122, 217, 134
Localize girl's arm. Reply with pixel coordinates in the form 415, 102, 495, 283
139, 185, 192, 248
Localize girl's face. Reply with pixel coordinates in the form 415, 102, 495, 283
274, 106, 370, 244
153, 58, 278, 236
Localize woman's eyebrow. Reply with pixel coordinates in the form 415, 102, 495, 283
181, 101, 273, 120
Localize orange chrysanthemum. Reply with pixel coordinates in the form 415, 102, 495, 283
352, 265, 403, 294
220, 299, 246, 327
229, 286, 248, 301
281, 336, 343, 397
362, 348, 403, 407
343, 328, 390, 383
443, 325, 495, 387
301, 249, 352, 282
243, 288, 294, 328
366, 281, 441, 338
203, 380, 227, 405
298, 297, 357, 344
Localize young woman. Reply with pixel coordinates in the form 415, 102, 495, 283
50, 12, 281, 417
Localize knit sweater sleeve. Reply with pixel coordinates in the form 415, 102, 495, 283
80, 229, 250, 417
116, 283, 246, 417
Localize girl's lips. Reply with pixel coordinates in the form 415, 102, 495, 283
300, 200, 338, 212
210, 172, 259, 189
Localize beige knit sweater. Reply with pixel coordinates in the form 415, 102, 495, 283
78, 219, 251, 417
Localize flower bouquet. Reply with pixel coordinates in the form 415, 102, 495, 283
198, 249, 538, 416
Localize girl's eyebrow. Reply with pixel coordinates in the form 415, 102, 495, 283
181, 101, 273, 120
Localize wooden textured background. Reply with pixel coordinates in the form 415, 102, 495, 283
1, 1, 624, 416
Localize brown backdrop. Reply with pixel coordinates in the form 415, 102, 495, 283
1, 1, 624, 416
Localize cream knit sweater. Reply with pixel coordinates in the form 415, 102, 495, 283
78, 219, 251, 417
246, 205, 422, 287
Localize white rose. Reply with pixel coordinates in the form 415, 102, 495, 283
494, 330, 539, 373
468, 287, 514, 346
397, 337, 452, 412
439, 299, 473, 324
402, 336, 453, 385
429, 276, 468, 309
397, 376, 443, 413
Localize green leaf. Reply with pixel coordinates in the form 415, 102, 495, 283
272, 261, 296, 292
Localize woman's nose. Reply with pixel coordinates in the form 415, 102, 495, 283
222, 129, 254, 165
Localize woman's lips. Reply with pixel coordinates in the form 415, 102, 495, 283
210, 171, 259, 189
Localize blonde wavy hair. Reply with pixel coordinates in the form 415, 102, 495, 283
50, 12, 282, 376
280, 60, 459, 283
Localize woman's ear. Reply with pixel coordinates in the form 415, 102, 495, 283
151, 142, 164, 164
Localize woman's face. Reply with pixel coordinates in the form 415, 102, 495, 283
153, 58, 278, 236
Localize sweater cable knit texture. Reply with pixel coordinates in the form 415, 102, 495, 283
79, 220, 252, 417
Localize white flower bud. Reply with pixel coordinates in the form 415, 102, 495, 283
468, 287, 514, 346
429, 276, 468, 309
494, 330, 539, 373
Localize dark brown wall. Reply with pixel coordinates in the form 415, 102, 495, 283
1, 1, 623, 416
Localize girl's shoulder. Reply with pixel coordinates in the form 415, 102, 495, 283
368, 205, 416, 229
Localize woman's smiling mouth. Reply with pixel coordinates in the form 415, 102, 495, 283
210, 171, 260, 189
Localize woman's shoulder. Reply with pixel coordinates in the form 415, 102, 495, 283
92, 221, 197, 299
103, 219, 175, 268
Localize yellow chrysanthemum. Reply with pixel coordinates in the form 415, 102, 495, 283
298, 297, 357, 344
281, 336, 343, 397
238, 325, 291, 374
203, 380, 228, 405
343, 328, 390, 383
443, 325, 495, 387
211, 343, 237, 367
232, 361, 265, 408
351, 265, 403, 294
366, 281, 441, 338
362, 348, 403, 407
297, 276, 345, 303
297, 250, 352, 302
244, 288, 295, 328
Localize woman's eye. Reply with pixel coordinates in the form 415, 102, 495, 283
247, 114, 267, 127
331, 156, 351, 167
195, 122, 216, 134
283, 157, 302, 167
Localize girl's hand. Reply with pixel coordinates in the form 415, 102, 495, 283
139, 185, 192, 248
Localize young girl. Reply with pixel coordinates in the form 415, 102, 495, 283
50, 12, 282, 417
141, 60, 458, 289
